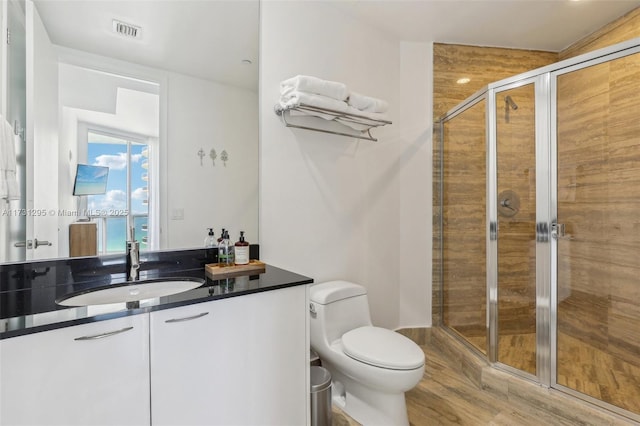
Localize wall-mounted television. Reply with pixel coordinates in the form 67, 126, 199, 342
72, 164, 109, 196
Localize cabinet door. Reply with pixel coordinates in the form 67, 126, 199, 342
0, 315, 150, 426
150, 286, 308, 425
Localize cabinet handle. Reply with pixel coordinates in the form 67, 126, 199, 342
165, 312, 209, 323
74, 326, 134, 341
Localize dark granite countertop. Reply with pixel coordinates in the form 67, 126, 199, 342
0, 248, 313, 339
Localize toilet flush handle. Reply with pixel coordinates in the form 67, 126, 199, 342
309, 303, 317, 316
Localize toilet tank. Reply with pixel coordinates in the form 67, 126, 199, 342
310, 281, 373, 345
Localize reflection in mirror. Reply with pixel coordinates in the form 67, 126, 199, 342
0, 0, 259, 264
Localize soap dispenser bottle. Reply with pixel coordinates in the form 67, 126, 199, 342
225, 230, 234, 265
218, 230, 233, 266
234, 231, 250, 265
204, 228, 216, 261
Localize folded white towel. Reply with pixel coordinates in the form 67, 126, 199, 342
336, 106, 391, 131
0, 116, 20, 201
345, 106, 390, 122
347, 92, 389, 113
280, 91, 349, 120
335, 119, 371, 132
281, 75, 349, 101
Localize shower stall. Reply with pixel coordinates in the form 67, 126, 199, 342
434, 37, 640, 421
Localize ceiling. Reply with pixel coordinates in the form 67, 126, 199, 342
34, 0, 260, 91
333, 0, 640, 52
34, 1, 640, 91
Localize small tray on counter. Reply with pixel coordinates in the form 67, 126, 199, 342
205, 260, 266, 280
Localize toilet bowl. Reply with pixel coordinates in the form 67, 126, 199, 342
309, 280, 425, 426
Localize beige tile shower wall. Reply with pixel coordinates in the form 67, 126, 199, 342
441, 101, 487, 344
433, 44, 557, 329
556, 52, 640, 373
433, 10, 640, 389
557, 6, 640, 374
495, 85, 537, 340
433, 44, 558, 118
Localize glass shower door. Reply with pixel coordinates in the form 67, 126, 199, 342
555, 51, 640, 416
494, 83, 537, 375
441, 98, 487, 355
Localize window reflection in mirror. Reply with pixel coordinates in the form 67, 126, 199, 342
85, 130, 155, 255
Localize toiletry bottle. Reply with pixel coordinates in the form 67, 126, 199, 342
234, 231, 250, 265
216, 228, 226, 264
218, 230, 229, 265
218, 230, 234, 266
204, 228, 216, 261
225, 230, 235, 265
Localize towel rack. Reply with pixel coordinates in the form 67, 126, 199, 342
274, 103, 392, 142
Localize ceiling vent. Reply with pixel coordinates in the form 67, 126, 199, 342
112, 19, 141, 39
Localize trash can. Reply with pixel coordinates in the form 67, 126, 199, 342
310, 366, 332, 426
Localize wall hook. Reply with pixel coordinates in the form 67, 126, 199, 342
197, 148, 205, 166
209, 148, 217, 166
221, 150, 229, 167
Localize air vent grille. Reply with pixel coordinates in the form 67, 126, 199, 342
113, 20, 141, 39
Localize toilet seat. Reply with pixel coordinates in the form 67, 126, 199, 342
341, 326, 425, 370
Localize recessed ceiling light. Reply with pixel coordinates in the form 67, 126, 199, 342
457, 77, 471, 84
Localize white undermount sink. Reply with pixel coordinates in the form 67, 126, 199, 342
56, 278, 204, 307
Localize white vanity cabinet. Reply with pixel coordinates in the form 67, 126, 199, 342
150, 285, 308, 426
0, 314, 150, 426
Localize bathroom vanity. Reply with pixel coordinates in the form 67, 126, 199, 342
0, 250, 313, 425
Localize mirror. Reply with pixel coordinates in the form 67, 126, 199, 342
0, 0, 259, 264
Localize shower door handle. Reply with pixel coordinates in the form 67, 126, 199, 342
550, 223, 565, 240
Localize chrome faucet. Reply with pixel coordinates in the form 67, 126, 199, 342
126, 227, 140, 281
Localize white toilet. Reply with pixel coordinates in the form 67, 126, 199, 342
309, 280, 425, 426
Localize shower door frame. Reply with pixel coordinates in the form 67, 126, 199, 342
486, 74, 552, 386
436, 88, 489, 359
547, 41, 640, 422
487, 38, 640, 420
438, 36, 640, 422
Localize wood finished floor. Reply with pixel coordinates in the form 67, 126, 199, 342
404, 343, 581, 426
466, 333, 640, 415
333, 334, 639, 425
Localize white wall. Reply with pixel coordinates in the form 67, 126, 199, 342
398, 42, 433, 328
260, 2, 432, 329
56, 106, 77, 257
165, 72, 259, 249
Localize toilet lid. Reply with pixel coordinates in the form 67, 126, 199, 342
341, 326, 425, 370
